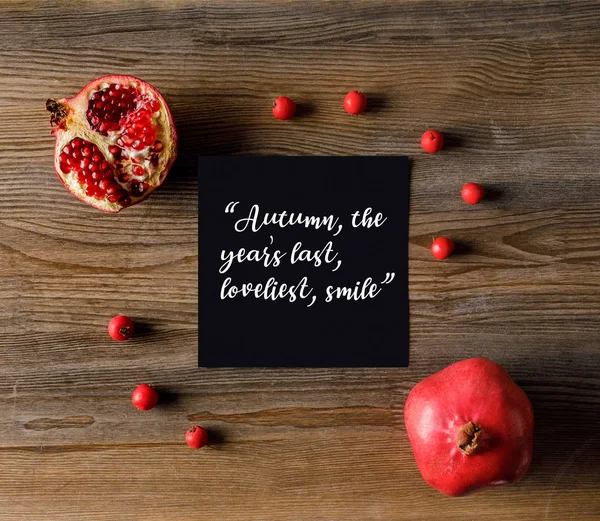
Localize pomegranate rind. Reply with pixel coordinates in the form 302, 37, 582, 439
49, 75, 177, 213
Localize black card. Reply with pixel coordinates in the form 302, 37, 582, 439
198, 156, 409, 367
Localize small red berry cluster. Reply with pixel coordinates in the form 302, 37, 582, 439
420, 131, 485, 260
107, 316, 208, 450
272, 90, 367, 119
273, 92, 484, 261
430, 180, 484, 260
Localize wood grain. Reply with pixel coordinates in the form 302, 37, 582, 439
0, 1, 599, 520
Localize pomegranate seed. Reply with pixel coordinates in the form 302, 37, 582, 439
81, 158, 90, 169
59, 152, 68, 162
99, 178, 114, 190
81, 147, 91, 157
72, 138, 82, 148
108, 145, 120, 155
91, 116, 99, 125
152, 141, 163, 152
149, 99, 160, 112
120, 197, 131, 206
95, 101, 103, 109
132, 165, 145, 176
150, 155, 159, 167
60, 162, 70, 174
92, 154, 102, 163
78, 173, 86, 183
131, 182, 150, 196
122, 135, 134, 146
100, 161, 109, 170
132, 140, 143, 150
143, 135, 154, 146
90, 163, 99, 172
107, 193, 121, 202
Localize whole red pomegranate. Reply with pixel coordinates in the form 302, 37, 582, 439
46, 75, 177, 212
404, 358, 534, 496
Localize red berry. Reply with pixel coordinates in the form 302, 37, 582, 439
108, 315, 134, 341
431, 237, 454, 260
186, 425, 209, 449
131, 384, 159, 411
344, 90, 367, 115
461, 182, 484, 205
421, 129, 444, 153
272, 96, 296, 120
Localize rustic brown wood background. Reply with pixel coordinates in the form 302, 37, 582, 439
0, 0, 599, 519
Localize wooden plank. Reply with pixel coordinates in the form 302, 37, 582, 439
1, 0, 600, 46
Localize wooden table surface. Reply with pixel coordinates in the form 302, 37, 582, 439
1, 1, 599, 519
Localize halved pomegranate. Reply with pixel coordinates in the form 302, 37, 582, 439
46, 75, 177, 212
